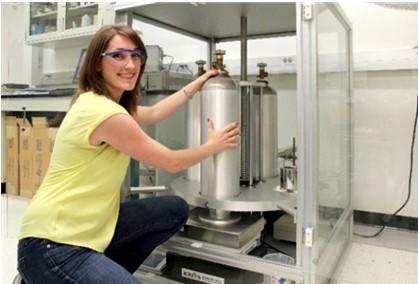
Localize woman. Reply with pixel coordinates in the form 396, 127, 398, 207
17, 25, 240, 284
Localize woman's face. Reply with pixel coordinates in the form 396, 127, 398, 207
100, 34, 143, 101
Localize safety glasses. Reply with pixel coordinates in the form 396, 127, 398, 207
101, 48, 146, 65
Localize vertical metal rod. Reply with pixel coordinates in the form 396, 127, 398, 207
240, 16, 247, 81
249, 85, 254, 186
208, 38, 216, 69
259, 86, 264, 181
240, 16, 251, 184
292, 137, 296, 166
240, 86, 250, 183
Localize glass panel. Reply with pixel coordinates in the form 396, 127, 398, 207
315, 214, 351, 283
132, 18, 207, 73
29, 3, 58, 35
316, 7, 350, 256
131, 18, 203, 186
65, 2, 98, 30
216, 36, 297, 76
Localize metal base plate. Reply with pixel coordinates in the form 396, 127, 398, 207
179, 207, 265, 249
198, 210, 242, 226
168, 176, 297, 215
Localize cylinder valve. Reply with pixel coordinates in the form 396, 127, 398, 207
195, 60, 206, 76
257, 62, 268, 80
213, 49, 226, 71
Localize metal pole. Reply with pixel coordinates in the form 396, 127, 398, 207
240, 16, 251, 185
240, 16, 247, 81
259, 86, 264, 182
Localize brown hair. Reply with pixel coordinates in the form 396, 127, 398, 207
70, 25, 147, 115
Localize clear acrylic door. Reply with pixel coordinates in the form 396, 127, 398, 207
298, 3, 352, 283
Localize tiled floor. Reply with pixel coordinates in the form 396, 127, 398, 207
1, 195, 28, 284
1, 194, 418, 284
336, 242, 418, 284
353, 224, 418, 254
335, 225, 418, 284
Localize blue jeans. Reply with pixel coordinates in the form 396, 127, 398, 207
17, 196, 189, 284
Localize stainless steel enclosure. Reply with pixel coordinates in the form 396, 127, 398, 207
116, 3, 353, 284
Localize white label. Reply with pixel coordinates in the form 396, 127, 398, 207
181, 268, 225, 284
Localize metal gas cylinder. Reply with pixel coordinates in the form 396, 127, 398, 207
186, 60, 206, 181
200, 50, 240, 201
253, 63, 278, 180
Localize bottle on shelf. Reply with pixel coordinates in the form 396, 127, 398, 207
81, 14, 92, 27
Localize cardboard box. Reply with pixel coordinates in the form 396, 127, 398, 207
6, 116, 19, 195
18, 118, 35, 198
32, 117, 49, 191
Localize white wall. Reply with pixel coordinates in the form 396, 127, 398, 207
352, 70, 418, 217
340, 3, 418, 51
339, 3, 418, 218
260, 70, 418, 218
1, 3, 32, 85
1, 3, 31, 184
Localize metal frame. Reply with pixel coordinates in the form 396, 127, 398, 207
162, 238, 304, 282
297, 3, 317, 278
122, 3, 353, 283
297, 3, 353, 284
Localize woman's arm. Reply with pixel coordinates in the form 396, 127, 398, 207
134, 69, 219, 125
90, 113, 239, 173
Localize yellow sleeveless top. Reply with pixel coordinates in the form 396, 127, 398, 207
19, 92, 130, 252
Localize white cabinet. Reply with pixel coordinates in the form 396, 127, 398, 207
25, 2, 114, 45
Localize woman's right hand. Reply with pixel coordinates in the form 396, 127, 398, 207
195, 69, 220, 90
205, 118, 240, 154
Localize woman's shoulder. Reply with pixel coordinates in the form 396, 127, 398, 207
63, 91, 128, 129
78, 92, 125, 111
79, 91, 108, 102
